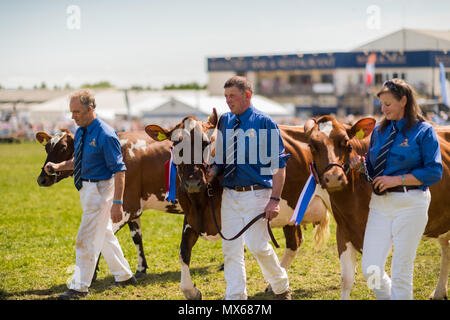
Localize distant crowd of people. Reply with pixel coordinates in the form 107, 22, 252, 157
1, 109, 449, 143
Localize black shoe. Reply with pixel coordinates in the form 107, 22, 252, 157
58, 289, 88, 300
108, 276, 137, 289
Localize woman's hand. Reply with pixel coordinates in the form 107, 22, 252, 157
373, 176, 402, 193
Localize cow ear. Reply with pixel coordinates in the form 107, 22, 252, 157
36, 132, 52, 146
207, 108, 219, 127
304, 118, 316, 136
347, 117, 376, 139
145, 125, 171, 142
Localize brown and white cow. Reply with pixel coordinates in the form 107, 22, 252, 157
303, 115, 450, 299
36, 129, 180, 279
145, 109, 332, 300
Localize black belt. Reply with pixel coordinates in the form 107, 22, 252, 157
386, 186, 422, 193
229, 185, 267, 192
81, 178, 101, 183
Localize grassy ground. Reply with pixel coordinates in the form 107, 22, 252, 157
0, 142, 445, 300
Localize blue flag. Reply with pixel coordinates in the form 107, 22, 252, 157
165, 148, 177, 203
289, 164, 317, 226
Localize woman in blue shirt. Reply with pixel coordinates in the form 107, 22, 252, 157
350, 79, 443, 299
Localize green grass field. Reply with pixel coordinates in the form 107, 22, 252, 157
0, 142, 445, 300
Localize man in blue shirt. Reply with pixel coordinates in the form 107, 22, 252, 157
44, 90, 136, 299
206, 76, 291, 300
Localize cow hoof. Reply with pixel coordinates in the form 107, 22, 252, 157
429, 289, 448, 300
265, 284, 274, 296
183, 285, 202, 300
218, 263, 224, 271
134, 271, 146, 279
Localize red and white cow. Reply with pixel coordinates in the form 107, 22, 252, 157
36, 129, 180, 279
303, 115, 449, 299
145, 109, 332, 299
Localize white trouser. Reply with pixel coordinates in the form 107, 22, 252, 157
221, 187, 289, 300
69, 178, 133, 292
361, 189, 430, 300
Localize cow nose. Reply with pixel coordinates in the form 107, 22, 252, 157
37, 175, 47, 186
37, 175, 52, 187
185, 179, 202, 193
323, 172, 345, 191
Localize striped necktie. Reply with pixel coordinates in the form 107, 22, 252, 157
74, 127, 86, 191
224, 117, 241, 179
372, 122, 398, 179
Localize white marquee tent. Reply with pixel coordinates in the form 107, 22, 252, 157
28, 90, 292, 128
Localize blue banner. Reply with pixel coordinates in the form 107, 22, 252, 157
208, 50, 450, 72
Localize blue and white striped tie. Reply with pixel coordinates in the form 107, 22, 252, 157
73, 128, 86, 191
224, 117, 241, 179
372, 122, 398, 179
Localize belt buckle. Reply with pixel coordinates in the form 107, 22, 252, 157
235, 186, 244, 192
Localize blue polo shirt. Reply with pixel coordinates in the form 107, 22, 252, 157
366, 118, 442, 189
74, 117, 126, 180
214, 105, 290, 188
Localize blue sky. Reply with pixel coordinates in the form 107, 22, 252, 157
1, 0, 449, 89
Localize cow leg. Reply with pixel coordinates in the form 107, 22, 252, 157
430, 231, 450, 300
281, 225, 303, 269
179, 219, 201, 300
128, 218, 148, 279
265, 225, 302, 295
337, 226, 357, 300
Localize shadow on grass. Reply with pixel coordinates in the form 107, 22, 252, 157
248, 284, 340, 300
1, 266, 211, 300
291, 285, 339, 300
131, 266, 212, 288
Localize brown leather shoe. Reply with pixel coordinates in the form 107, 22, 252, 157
58, 289, 88, 300
108, 276, 138, 289
275, 289, 292, 300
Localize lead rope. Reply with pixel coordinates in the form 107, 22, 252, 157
206, 183, 279, 248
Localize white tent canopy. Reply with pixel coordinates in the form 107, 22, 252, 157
28, 90, 155, 123
130, 90, 291, 119
28, 89, 291, 127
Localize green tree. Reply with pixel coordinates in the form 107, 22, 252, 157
130, 85, 144, 91
163, 82, 206, 90
81, 81, 114, 89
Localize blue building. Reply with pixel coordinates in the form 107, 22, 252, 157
207, 29, 450, 117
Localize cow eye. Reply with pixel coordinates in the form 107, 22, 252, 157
343, 140, 353, 152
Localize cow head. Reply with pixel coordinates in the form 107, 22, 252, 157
35, 129, 75, 186
145, 109, 219, 194
304, 115, 376, 192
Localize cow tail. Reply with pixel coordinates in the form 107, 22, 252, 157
312, 211, 330, 249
